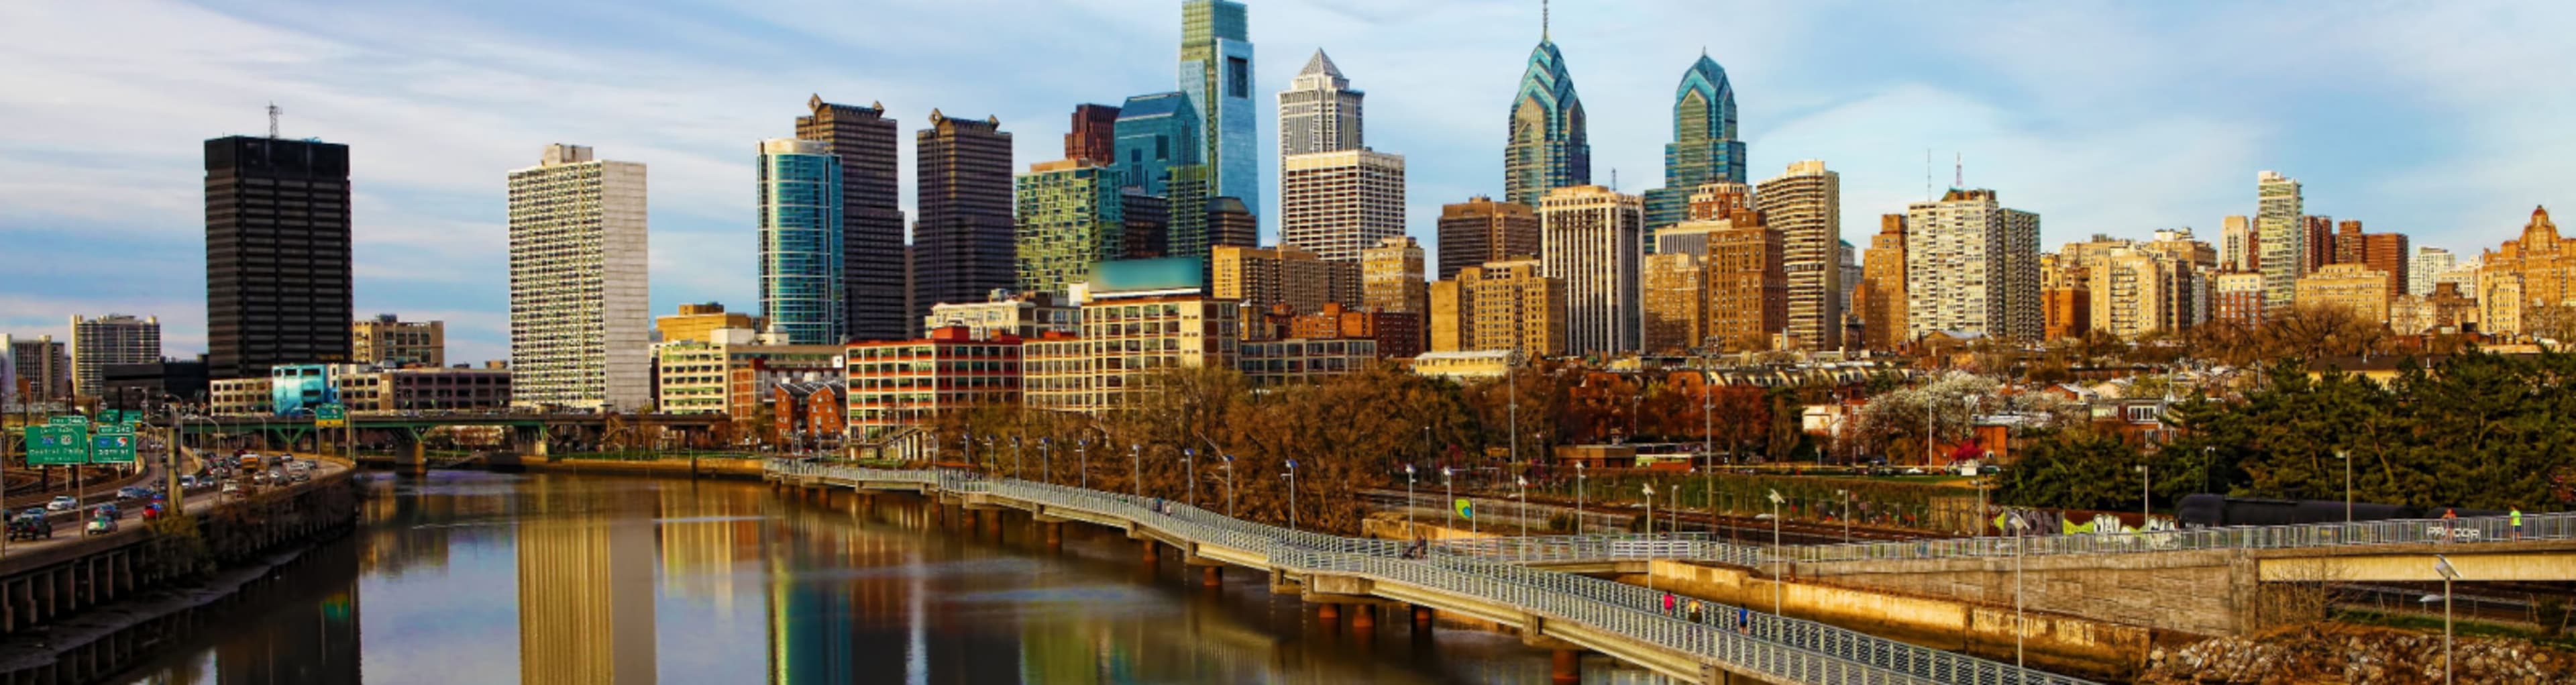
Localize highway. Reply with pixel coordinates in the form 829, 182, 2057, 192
0, 449, 347, 559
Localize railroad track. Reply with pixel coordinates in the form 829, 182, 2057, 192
1357, 488, 1946, 547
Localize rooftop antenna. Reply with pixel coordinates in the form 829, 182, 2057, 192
1953, 152, 1963, 189
266, 102, 282, 139
1542, 0, 1549, 40
1925, 149, 1932, 200
1610, 168, 1618, 192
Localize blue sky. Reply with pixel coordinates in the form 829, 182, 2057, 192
3, 1, 2572, 364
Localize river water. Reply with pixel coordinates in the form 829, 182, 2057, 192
109, 470, 1658, 684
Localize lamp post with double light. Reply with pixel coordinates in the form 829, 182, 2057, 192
1183, 447, 1196, 507
2434, 555, 2459, 685
1515, 476, 1529, 537
1403, 464, 1417, 532
1221, 455, 1236, 517
1284, 459, 1299, 531
1768, 488, 1784, 617
1574, 461, 1587, 535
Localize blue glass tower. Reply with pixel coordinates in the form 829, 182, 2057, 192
1503, 10, 1589, 209
1179, 1, 1256, 224
1112, 92, 1200, 197
1644, 53, 1748, 243
757, 138, 846, 345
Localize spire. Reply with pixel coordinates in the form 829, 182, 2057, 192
1542, 0, 1550, 40
1299, 48, 1341, 78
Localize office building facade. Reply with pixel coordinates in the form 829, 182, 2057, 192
1361, 235, 1428, 316
506, 144, 651, 410
69, 314, 160, 399
351, 315, 443, 368
1436, 196, 1541, 280
1429, 259, 1566, 358
1503, 19, 1589, 207
1538, 185, 1642, 356
915, 110, 1018, 314
1279, 149, 1405, 262
1064, 103, 1120, 165
756, 138, 846, 345
796, 97, 908, 341
1756, 160, 1842, 350
1905, 189, 2042, 341
1179, 0, 1256, 218
1113, 92, 1199, 197
2255, 171, 2305, 313
1857, 215, 1909, 350
205, 135, 354, 380
1643, 54, 1748, 236
1278, 49, 1363, 156
1014, 160, 1125, 298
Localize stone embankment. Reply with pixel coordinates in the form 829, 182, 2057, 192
2141, 625, 2574, 684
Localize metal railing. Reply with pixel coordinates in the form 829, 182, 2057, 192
1787, 511, 2576, 565
769, 460, 2091, 685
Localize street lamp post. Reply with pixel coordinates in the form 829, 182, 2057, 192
2434, 555, 2459, 685
1644, 483, 1658, 593
1442, 467, 1455, 533
1964, 393, 1982, 537
1515, 476, 1529, 537
1130, 444, 1142, 499
1011, 437, 1023, 480
1837, 488, 1851, 543
2011, 515, 2029, 676
1221, 455, 1236, 517
1183, 448, 1196, 507
1403, 464, 1417, 533
1574, 462, 1587, 536
2337, 450, 2353, 524
2136, 464, 2152, 528
1040, 439, 1052, 484
1284, 460, 1299, 531
1768, 488, 1784, 617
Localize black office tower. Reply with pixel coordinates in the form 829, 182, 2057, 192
205, 136, 354, 380
914, 110, 1016, 317
798, 96, 909, 342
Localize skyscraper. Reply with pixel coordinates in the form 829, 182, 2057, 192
1361, 235, 1428, 316
915, 110, 1016, 312
2220, 215, 2257, 272
756, 138, 845, 346
1279, 149, 1405, 262
1503, 11, 1589, 208
1640, 252, 1705, 354
1179, 0, 1256, 221
204, 135, 353, 380
1756, 160, 1842, 350
795, 96, 907, 341
1906, 189, 2041, 341
1436, 196, 1542, 280
1538, 185, 1642, 355
1858, 215, 1909, 350
506, 144, 650, 410
1112, 93, 1200, 197
2255, 170, 2304, 313
1278, 49, 1363, 156
69, 314, 159, 399
1065, 103, 1121, 165
1643, 54, 1747, 238
2410, 246, 2455, 297
1015, 160, 1124, 298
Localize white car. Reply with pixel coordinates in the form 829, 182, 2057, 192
46, 496, 77, 513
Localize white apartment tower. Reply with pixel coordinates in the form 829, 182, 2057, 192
506, 144, 650, 411
1539, 185, 1644, 355
2255, 170, 2304, 311
2409, 246, 2455, 297
1904, 189, 2041, 341
1755, 160, 1843, 350
68, 314, 160, 398
1279, 148, 1405, 262
1278, 49, 1364, 157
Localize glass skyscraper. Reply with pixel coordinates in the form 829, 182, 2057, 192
1644, 54, 1747, 240
1112, 91, 1199, 197
757, 138, 846, 345
1015, 160, 1126, 297
1504, 18, 1589, 209
1179, 0, 1256, 225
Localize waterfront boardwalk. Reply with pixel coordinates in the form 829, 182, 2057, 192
771, 461, 2091, 685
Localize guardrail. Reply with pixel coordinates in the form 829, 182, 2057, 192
1786, 511, 2576, 565
769, 460, 2091, 685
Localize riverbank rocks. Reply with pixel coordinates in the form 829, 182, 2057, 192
2140, 624, 2575, 684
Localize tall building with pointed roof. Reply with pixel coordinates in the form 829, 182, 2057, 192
1503, 3, 1589, 208
1279, 49, 1362, 156
1644, 54, 1748, 242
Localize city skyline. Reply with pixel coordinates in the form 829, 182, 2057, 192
3, 1, 2573, 362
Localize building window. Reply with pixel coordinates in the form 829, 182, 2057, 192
1227, 58, 1249, 99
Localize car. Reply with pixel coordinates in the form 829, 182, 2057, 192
1902, 468, 1927, 476
141, 504, 164, 521
250, 472, 272, 486
46, 496, 77, 513
117, 486, 152, 500
178, 475, 199, 488
288, 470, 310, 483
83, 515, 116, 536
8, 511, 52, 541
91, 503, 119, 520
220, 482, 242, 495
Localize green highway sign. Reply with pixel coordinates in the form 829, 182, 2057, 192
25, 425, 89, 466
91, 426, 138, 464
315, 404, 347, 428
46, 415, 88, 427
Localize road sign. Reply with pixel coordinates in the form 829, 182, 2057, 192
315, 404, 347, 428
47, 415, 88, 427
25, 425, 89, 466
91, 425, 138, 464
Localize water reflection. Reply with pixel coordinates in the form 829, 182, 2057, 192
105, 471, 1649, 684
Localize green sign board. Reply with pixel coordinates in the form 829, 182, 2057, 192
46, 415, 88, 427
90, 426, 138, 464
24, 425, 89, 466
315, 404, 347, 428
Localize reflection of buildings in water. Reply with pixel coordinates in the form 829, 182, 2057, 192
518, 481, 659, 685
762, 497, 943, 684
217, 543, 364, 684
359, 474, 517, 576
656, 482, 763, 612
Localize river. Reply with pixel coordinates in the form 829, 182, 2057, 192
105, 470, 1659, 684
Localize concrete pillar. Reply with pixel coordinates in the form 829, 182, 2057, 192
1200, 566, 1222, 588
1411, 604, 1434, 628
1139, 539, 1159, 566
1044, 523, 1063, 548
1316, 604, 1340, 622
1550, 649, 1581, 685
1350, 604, 1375, 631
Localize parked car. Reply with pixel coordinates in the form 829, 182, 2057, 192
83, 515, 116, 536
8, 511, 52, 541
46, 496, 77, 513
